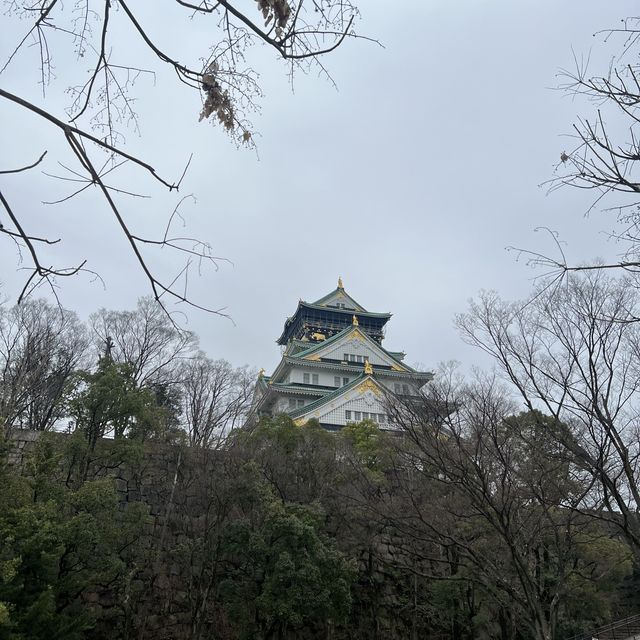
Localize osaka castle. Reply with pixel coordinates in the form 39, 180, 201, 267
251, 279, 433, 431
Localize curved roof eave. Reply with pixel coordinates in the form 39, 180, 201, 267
276, 301, 392, 345
301, 301, 391, 318
312, 287, 367, 311
282, 355, 434, 380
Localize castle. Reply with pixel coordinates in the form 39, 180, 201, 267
251, 279, 432, 430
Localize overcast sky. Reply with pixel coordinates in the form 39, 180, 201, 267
1, 1, 638, 374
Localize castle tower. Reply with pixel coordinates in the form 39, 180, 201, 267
251, 279, 433, 430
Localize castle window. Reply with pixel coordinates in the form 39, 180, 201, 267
297, 399, 305, 408
354, 411, 361, 421
312, 374, 319, 385
343, 353, 370, 365
394, 383, 401, 394
343, 377, 349, 385
345, 410, 352, 421
403, 384, 410, 395
303, 373, 310, 384
288, 398, 296, 409
334, 376, 341, 387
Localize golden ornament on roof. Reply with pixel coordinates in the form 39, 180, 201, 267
352, 314, 359, 326
258, 368, 265, 378
364, 359, 373, 375
338, 276, 344, 289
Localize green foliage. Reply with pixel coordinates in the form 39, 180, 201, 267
503, 410, 579, 498
148, 381, 185, 443
0, 437, 147, 640
243, 414, 332, 453
556, 533, 634, 637
219, 471, 354, 639
339, 419, 392, 478
235, 415, 337, 504
68, 358, 164, 446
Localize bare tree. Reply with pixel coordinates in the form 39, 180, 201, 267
458, 271, 640, 561
388, 366, 630, 640
89, 297, 197, 387
528, 16, 640, 279
179, 354, 254, 448
0, 298, 89, 432
0, 0, 368, 313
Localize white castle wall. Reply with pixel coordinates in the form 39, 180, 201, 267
320, 337, 389, 367
318, 395, 388, 426
288, 367, 355, 387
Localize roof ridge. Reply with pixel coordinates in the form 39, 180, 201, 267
293, 325, 416, 372
301, 301, 390, 318
311, 286, 368, 311
280, 356, 433, 379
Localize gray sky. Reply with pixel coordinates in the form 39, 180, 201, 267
1, 1, 637, 374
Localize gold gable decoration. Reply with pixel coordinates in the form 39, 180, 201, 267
358, 378, 381, 396
364, 359, 373, 375
352, 314, 359, 326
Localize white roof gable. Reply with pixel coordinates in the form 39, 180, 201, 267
313, 287, 366, 312
302, 327, 409, 372
294, 377, 392, 428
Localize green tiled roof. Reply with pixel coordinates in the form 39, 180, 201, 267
312, 287, 367, 311
300, 301, 391, 319
285, 340, 311, 356
255, 375, 270, 390
265, 353, 432, 388
269, 382, 331, 397
282, 356, 432, 379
